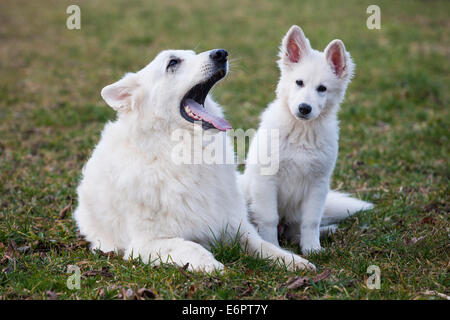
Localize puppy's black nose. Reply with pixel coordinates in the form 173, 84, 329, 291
210, 49, 228, 63
298, 103, 312, 115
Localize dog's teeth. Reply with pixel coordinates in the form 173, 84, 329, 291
184, 105, 202, 121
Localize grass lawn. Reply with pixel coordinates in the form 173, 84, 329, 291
0, 0, 448, 300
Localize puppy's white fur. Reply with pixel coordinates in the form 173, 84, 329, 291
74, 49, 315, 272
240, 26, 373, 254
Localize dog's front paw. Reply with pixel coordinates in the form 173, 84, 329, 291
286, 255, 316, 272
301, 244, 323, 256
300, 235, 322, 255
188, 259, 224, 274
184, 251, 225, 273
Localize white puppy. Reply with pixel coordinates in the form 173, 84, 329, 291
239, 26, 373, 254
74, 48, 315, 272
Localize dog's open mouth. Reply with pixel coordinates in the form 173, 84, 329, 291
180, 70, 232, 131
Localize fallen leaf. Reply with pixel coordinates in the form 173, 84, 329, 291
286, 291, 310, 300
179, 263, 190, 278
352, 160, 365, 169
312, 269, 332, 283
411, 236, 425, 244
187, 284, 197, 298
64, 239, 89, 252
2, 262, 14, 274
135, 288, 156, 300
205, 277, 222, 289
75, 260, 92, 266
244, 268, 255, 276
420, 216, 436, 225
17, 245, 31, 254
286, 276, 310, 289
405, 236, 426, 245
238, 283, 254, 297
1, 240, 18, 264
284, 269, 332, 290
94, 250, 116, 258
422, 201, 448, 214
83, 266, 113, 278
98, 288, 106, 298
125, 288, 134, 299
59, 202, 72, 219
118, 288, 134, 300
46, 290, 58, 300
420, 290, 450, 300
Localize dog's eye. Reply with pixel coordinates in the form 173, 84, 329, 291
167, 59, 180, 70
317, 85, 327, 92
296, 80, 304, 87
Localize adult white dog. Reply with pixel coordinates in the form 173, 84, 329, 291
239, 26, 373, 254
74, 48, 315, 272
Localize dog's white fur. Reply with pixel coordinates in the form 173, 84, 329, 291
239, 26, 373, 254
74, 49, 315, 272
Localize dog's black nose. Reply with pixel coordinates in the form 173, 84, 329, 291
210, 49, 228, 63
298, 103, 312, 115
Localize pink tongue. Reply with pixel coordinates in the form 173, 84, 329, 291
185, 99, 232, 131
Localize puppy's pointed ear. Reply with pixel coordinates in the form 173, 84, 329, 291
101, 72, 140, 112
279, 25, 311, 65
324, 40, 354, 79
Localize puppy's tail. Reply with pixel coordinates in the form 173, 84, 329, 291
321, 191, 373, 225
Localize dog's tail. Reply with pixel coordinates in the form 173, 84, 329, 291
321, 191, 373, 225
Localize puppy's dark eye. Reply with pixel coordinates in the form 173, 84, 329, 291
296, 80, 304, 87
317, 85, 327, 92
167, 59, 180, 70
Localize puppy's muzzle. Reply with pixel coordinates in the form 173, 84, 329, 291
210, 49, 228, 69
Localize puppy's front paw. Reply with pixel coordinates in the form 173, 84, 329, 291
301, 235, 322, 255
189, 261, 225, 274
286, 255, 316, 272
186, 253, 225, 274
301, 244, 323, 256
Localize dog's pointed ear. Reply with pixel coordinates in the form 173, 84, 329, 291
324, 40, 354, 79
279, 25, 311, 65
101, 72, 140, 112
